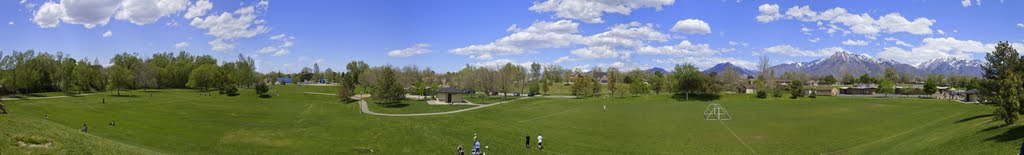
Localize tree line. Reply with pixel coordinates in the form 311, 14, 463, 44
0, 50, 259, 96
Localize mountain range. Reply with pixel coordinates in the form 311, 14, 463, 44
695, 51, 985, 77
702, 62, 758, 76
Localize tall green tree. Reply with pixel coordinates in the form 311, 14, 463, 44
877, 79, 895, 97
923, 78, 938, 95
337, 73, 356, 102
107, 66, 134, 96
606, 67, 620, 96
372, 66, 404, 103
789, 80, 804, 99
650, 71, 665, 95
346, 61, 369, 85
187, 64, 219, 91
982, 42, 1023, 126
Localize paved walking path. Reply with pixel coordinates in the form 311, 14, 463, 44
1, 93, 96, 101
303, 92, 533, 117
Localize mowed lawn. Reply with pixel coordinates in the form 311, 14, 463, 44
1, 85, 1022, 154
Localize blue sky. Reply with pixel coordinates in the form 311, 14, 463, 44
2, 0, 1023, 73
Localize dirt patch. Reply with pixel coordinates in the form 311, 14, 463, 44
14, 135, 52, 148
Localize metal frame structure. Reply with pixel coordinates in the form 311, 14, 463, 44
703, 103, 732, 120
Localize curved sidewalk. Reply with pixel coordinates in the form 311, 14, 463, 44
303, 92, 532, 117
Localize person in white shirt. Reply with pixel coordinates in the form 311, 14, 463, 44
537, 134, 543, 150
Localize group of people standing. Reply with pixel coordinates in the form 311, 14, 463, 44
457, 133, 545, 154
525, 134, 542, 150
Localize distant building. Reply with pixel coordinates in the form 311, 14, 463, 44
436, 87, 471, 103
964, 89, 981, 102
741, 84, 757, 94
814, 87, 839, 96
840, 84, 877, 95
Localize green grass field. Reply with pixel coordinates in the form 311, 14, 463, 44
1, 85, 1021, 154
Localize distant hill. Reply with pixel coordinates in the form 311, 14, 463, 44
769, 51, 927, 76
647, 67, 668, 74
917, 57, 985, 77
702, 62, 757, 76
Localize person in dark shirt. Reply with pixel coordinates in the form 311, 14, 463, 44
458, 145, 464, 155
525, 134, 531, 149
81, 124, 88, 133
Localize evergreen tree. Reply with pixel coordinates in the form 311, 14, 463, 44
372, 66, 404, 104
982, 42, 1023, 126
337, 73, 356, 102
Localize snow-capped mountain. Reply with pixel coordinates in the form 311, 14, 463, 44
703, 62, 757, 76
769, 51, 927, 76
917, 57, 985, 77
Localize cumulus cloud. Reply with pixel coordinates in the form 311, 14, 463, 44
762, 45, 846, 57
452, 20, 673, 60
32, 0, 188, 28
758, 4, 936, 36
670, 19, 711, 35
1017, 23, 1023, 28
450, 20, 582, 60
258, 34, 295, 56
473, 59, 535, 69
115, 0, 189, 25
184, 0, 213, 19
528, 0, 675, 23
653, 56, 757, 70
174, 41, 189, 48
7, 21, 13, 26
841, 39, 868, 46
877, 37, 995, 65
553, 56, 578, 64
636, 40, 722, 56
884, 37, 912, 47
388, 43, 433, 57
190, 6, 270, 51
755, 4, 782, 23
102, 30, 112, 37
808, 38, 821, 43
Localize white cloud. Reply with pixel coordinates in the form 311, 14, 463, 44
102, 30, 112, 37
961, 0, 982, 7
528, 0, 674, 23
653, 56, 757, 70
761, 5, 936, 36
808, 38, 821, 43
388, 43, 433, 57
636, 40, 721, 56
190, 6, 270, 51
115, 0, 189, 25
174, 42, 189, 48
728, 41, 749, 47
184, 0, 213, 19
32, 0, 188, 28
762, 45, 846, 57
570, 46, 625, 59
581, 21, 668, 48
473, 59, 534, 69
1017, 23, 1024, 28
553, 56, 578, 64
755, 4, 782, 23
450, 20, 582, 60
597, 61, 650, 71
7, 21, 13, 26
841, 39, 868, 46
33, 2, 65, 28
670, 19, 711, 35
884, 37, 912, 47
259, 34, 295, 56
877, 37, 994, 65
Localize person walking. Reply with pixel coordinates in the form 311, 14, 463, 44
525, 134, 531, 149
537, 134, 543, 150
458, 145, 464, 155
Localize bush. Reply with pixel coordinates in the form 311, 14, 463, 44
225, 86, 239, 96
771, 89, 783, 98
255, 83, 270, 97
809, 92, 817, 98
756, 91, 768, 99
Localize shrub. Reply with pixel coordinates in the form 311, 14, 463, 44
225, 86, 239, 96
255, 83, 270, 97
756, 91, 768, 99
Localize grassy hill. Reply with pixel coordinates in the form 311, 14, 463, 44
0, 85, 1020, 154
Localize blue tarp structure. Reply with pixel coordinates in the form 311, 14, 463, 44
276, 78, 293, 84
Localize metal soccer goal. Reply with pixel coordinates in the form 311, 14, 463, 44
703, 103, 732, 120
